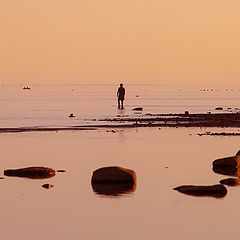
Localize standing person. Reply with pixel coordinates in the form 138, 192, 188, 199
117, 83, 125, 109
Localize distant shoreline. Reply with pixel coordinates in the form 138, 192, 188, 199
0, 113, 240, 133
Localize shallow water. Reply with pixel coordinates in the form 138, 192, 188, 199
1, 84, 240, 239
0, 84, 240, 127
0, 127, 240, 240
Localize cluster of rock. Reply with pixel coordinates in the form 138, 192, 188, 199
3, 165, 136, 196
3, 167, 60, 189
174, 150, 240, 198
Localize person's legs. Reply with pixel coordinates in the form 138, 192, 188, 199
118, 99, 121, 108
120, 100, 124, 109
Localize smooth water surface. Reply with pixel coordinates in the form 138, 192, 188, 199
0, 84, 240, 127
0, 128, 240, 240
0, 84, 240, 239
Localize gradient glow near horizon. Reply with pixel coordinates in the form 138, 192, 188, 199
1, 0, 240, 85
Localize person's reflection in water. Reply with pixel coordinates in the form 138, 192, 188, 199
117, 83, 125, 109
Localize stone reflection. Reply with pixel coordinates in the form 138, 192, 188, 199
92, 182, 136, 197
91, 166, 137, 197
4, 167, 56, 179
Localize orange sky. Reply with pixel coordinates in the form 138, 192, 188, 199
1, 0, 240, 85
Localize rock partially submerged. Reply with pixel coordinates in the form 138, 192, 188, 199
212, 155, 240, 177
42, 183, 54, 189
174, 184, 227, 198
4, 167, 55, 179
69, 113, 75, 118
212, 156, 238, 168
236, 150, 240, 156
91, 166, 136, 184
132, 107, 143, 111
215, 107, 223, 110
220, 178, 240, 186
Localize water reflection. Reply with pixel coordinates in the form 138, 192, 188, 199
92, 182, 136, 197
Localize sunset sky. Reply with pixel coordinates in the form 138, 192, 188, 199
1, 0, 240, 85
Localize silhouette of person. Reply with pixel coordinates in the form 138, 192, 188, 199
117, 83, 125, 109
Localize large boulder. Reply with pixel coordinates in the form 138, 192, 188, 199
4, 167, 55, 179
212, 156, 238, 168
212, 155, 240, 176
174, 184, 227, 198
91, 166, 136, 184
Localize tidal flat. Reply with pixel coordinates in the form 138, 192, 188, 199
0, 127, 240, 240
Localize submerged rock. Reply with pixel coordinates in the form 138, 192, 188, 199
174, 184, 227, 198
42, 183, 54, 189
220, 178, 240, 186
91, 166, 136, 184
4, 167, 55, 179
132, 107, 143, 111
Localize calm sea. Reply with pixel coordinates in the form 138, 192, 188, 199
0, 84, 240, 240
0, 84, 240, 127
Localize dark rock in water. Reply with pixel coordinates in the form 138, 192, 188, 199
212, 156, 238, 168
69, 113, 75, 118
4, 167, 55, 179
212, 156, 240, 176
215, 107, 223, 110
174, 184, 227, 198
132, 107, 143, 111
91, 166, 136, 184
236, 150, 240, 156
42, 184, 54, 189
92, 182, 136, 197
213, 166, 237, 177
220, 178, 240, 186
57, 169, 66, 173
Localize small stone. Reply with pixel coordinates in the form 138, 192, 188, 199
69, 113, 75, 118
215, 107, 223, 110
42, 184, 54, 189
132, 107, 143, 111
57, 170, 66, 173
220, 178, 240, 186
